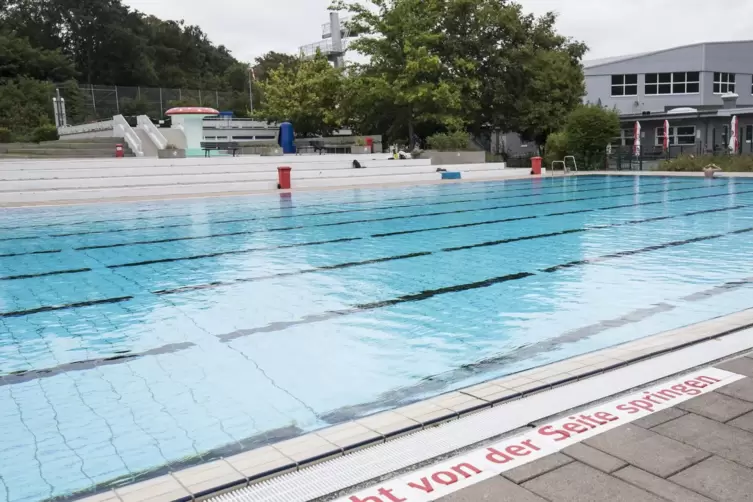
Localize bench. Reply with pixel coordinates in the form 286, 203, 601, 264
200, 141, 240, 157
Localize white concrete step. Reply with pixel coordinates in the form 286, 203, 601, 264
0, 154, 412, 171
1, 163, 508, 191
0, 160, 432, 180
1, 169, 521, 204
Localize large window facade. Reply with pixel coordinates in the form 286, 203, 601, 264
655, 125, 697, 146
713, 72, 735, 94
645, 72, 700, 95
611, 74, 638, 96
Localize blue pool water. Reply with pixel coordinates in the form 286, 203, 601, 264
1, 175, 753, 500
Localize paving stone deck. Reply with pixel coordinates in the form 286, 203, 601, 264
439, 354, 753, 502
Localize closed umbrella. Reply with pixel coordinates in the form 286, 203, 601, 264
663, 119, 670, 151
633, 121, 641, 156
730, 115, 739, 154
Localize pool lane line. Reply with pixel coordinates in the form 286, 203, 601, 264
155, 200, 748, 295
70, 180, 731, 251
0, 296, 133, 319
217, 220, 753, 340
101, 188, 753, 268
107, 237, 362, 269
0, 268, 91, 281
49, 177, 698, 239
0, 249, 62, 258
153, 252, 434, 295
0, 177, 619, 232
3, 203, 748, 319
0, 342, 195, 387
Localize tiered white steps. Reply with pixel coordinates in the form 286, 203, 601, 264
0, 155, 520, 205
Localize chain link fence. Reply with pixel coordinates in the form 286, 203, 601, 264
56, 84, 241, 125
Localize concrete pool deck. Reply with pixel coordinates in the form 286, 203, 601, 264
78, 308, 753, 502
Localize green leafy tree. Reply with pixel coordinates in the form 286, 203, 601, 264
435, 1, 586, 144
0, 31, 77, 81
564, 104, 620, 169
0, 78, 55, 138
255, 53, 343, 137
333, 0, 465, 147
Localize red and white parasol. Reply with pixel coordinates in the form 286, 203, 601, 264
633, 121, 641, 156
663, 120, 670, 151
730, 115, 739, 153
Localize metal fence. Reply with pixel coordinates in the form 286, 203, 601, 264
56, 84, 239, 124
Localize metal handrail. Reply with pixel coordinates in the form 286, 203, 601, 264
551, 160, 566, 176
564, 156, 578, 172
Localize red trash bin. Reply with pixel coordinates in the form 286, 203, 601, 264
115, 144, 124, 158
277, 166, 292, 189
531, 156, 542, 175
365, 137, 374, 153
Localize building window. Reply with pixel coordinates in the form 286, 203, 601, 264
655, 126, 697, 146
713, 72, 735, 94
611, 129, 636, 147
746, 125, 753, 144
645, 72, 700, 95
611, 74, 638, 96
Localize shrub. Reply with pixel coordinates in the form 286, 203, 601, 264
662, 154, 753, 172
564, 105, 620, 169
544, 131, 568, 166
0, 127, 12, 143
31, 124, 59, 143
426, 131, 471, 151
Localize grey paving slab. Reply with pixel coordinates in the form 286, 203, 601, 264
716, 358, 753, 377
584, 424, 710, 477
502, 453, 573, 484
670, 455, 753, 501
562, 443, 627, 473
633, 407, 687, 429
729, 411, 753, 433
437, 475, 547, 502
613, 466, 714, 502
716, 378, 753, 403
654, 413, 753, 468
678, 392, 753, 422
522, 462, 666, 502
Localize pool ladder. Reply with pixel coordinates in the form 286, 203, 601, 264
551, 156, 578, 176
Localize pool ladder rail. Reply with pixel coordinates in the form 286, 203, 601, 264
551, 156, 578, 176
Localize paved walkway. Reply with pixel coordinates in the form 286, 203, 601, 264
440, 354, 753, 502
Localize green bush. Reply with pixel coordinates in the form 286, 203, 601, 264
544, 131, 568, 166
427, 131, 471, 151
662, 154, 753, 172
0, 127, 12, 143
31, 124, 59, 143
564, 104, 620, 170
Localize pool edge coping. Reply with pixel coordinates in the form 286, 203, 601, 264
77, 307, 753, 502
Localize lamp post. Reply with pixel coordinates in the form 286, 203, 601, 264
248, 66, 255, 114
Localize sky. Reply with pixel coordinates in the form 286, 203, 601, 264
124, 0, 752, 63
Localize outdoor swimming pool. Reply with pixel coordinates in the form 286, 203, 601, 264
1, 175, 753, 501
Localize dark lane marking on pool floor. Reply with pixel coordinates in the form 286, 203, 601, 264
0, 249, 62, 258
217, 220, 753, 340
51, 178, 696, 239
74, 181, 748, 255
97, 188, 753, 274
107, 237, 362, 268
154, 203, 746, 295
0, 177, 624, 232
0, 342, 195, 387
0, 268, 91, 281
153, 252, 433, 295
0, 296, 133, 318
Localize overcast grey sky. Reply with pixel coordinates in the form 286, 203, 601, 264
124, 0, 751, 63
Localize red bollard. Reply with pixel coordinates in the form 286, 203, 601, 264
115, 144, 124, 158
530, 156, 542, 175
277, 166, 292, 189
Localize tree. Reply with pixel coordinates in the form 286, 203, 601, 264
564, 104, 620, 169
252, 52, 299, 82
0, 78, 55, 138
0, 31, 77, 81
333, 0, 465, 147
255, 53, 344, 137
435, 1, 586, 143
